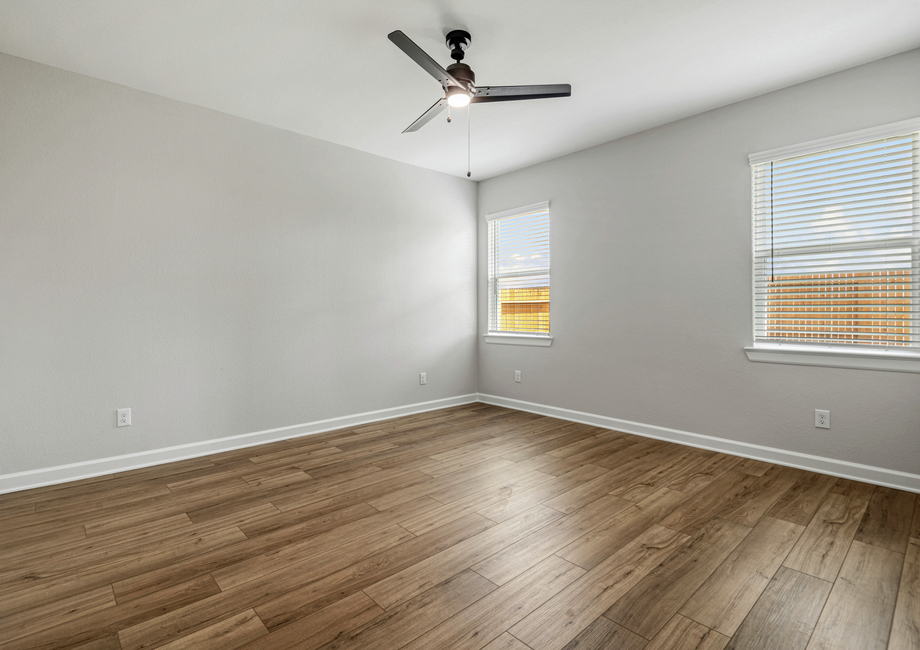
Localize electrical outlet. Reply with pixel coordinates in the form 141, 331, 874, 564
117, 408, 131, 427
419, 372, 426, 385
815, 409, 830, 429
515, 370, 521, 383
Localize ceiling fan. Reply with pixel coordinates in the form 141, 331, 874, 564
388, 29, 572, 133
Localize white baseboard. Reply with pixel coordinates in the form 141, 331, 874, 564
478, 393, 920, 494
5, 391, 918, 496
0, 394, 479, 495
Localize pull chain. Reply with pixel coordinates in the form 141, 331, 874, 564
770, 161, 774, 283
467, 104, 471, 178
447, 104, 451, 123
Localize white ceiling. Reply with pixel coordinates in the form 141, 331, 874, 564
1, 1, 918, 180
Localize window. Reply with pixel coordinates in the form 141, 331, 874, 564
746, 119, 920, 372
485, 202, 552, 346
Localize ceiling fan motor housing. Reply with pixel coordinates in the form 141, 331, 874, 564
446, 62, 475, 88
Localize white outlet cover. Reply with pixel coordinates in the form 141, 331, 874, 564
419, 372, 426, 385
117, 408, 131, 427
815, 409, 830, 429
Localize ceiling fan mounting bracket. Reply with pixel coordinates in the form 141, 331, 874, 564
445, 30, 471, 62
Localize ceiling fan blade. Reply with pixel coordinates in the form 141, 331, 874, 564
403, 98, 448, 133
388, 30, 462, 88
472, 84, 572, 103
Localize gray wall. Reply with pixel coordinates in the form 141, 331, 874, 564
478, 49, 920, 475
3, 46, 918, 479
0, 54, 478, 475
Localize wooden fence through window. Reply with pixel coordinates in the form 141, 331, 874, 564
765, 270, 912, 345
499, 286, 550, 334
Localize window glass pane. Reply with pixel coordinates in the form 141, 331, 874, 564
488, 207, 551, 335
498, 278, 550, 334
752, 130, 919, 348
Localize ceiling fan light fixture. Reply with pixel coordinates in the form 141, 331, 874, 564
447, 86, 471, 107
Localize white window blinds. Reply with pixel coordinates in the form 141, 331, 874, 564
751, 123, 919, 348
487, 202, 551, 335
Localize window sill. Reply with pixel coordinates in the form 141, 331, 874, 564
483, 334, 553, 347
744, 344, 920, 373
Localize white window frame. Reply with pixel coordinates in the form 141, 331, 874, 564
483, 201, 553, 347
744, 118, 920, 373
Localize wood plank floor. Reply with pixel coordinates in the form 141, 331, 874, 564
0, 403, 916, 650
